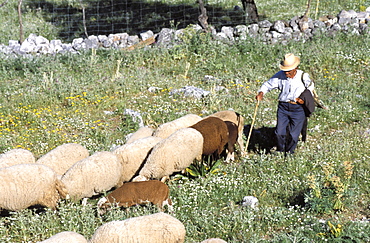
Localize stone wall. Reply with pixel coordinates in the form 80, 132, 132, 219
0, 9, 369, 57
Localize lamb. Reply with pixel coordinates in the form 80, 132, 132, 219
125, 126, 154, 144
153, 113, 202, 139
133, 128, 203, 181
36, 143, 90, 176
207, 110, 246, 155
112, 136, 163, 183
97, 180, 172, 214
61, 151, 123, 201
0, 148, 36, 168
0, 164, 67, 211
89, 212, 186, 243
189, 117, 229, 161
37, 231, 87, 243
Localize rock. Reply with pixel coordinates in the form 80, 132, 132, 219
298, 17, 314, 32
85, 35, 100, 49
273, 20, 286, 33
337, 9, 358, 19
248, 23, 259, 37
156, 28, 175, 47
234, 25, 248, 40
258, 20, 273, 29
220, 26, 235, 41
169, 86, 210, 99
140, 30, 154, 41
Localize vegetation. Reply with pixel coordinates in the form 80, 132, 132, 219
0, 0, 369, 242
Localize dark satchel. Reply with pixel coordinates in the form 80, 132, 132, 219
299, 73, 315, 117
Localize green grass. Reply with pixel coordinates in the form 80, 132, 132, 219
0, 2, 370, 242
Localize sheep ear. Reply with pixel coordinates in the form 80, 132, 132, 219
97, 197, 108, 208
132, 175, 147, 182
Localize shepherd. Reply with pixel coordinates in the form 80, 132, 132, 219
255, 53, 314, 155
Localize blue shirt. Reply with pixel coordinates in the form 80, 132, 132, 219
258, 70, 314, 102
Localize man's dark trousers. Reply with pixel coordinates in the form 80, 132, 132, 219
275, 102, 306, 154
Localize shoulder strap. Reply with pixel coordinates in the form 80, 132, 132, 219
301, 72, 307, 88
301, 72, 313, 88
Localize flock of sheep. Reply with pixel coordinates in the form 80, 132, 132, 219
0, 110, 245, 242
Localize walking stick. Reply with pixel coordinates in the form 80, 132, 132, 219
244, 99, 260, 155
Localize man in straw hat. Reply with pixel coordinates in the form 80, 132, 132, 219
255, 53, 314, 155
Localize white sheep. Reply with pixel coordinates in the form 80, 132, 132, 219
89, 212, 186, 243
112, 136, 163, 183
133, 128, 203, 181
0, 164, 67, 211
37, 231, 87, 243
125, 126, 154, 144
153, 113, 202, 139
206, 110, 246, 155
61, 151, 123, 201
36, 143, 90, 176
0, 148, 36, 168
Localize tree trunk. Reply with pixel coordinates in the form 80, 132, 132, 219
198, 0, 209, 32
303, 0, 312, 18
0, 0, 9, 8
241, 0, 259, 24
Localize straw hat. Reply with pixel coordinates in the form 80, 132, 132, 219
279, 53, 300, 71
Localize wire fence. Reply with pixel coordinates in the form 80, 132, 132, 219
23, 0, 248, 42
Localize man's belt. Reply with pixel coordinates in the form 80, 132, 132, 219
288, 101, 298, 105
280, 100, 298, 105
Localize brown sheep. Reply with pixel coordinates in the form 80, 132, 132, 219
97, 180, 172, 214
223, 121, 239, 162
206, 110, 246, 155
190, 117, 229, 161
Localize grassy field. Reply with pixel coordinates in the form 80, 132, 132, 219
0, 1, 370, 242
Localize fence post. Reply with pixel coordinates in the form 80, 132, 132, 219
79, 0, 88, 37
18, 0, 24, 43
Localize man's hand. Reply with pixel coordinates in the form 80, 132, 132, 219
256, 92, 264, 101
296, 98, 304, 104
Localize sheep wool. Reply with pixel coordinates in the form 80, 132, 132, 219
97, 180, 172, 214
0, 148, 36, 168
223, 121, 239, 162
125, 126, 154, 144
112, 136, 163, 183
190, 117, 229, 158
207, 110, 245, 154
61, 151, 123, 200
36, 143, 90, 176
37, 231, 88, 243
153, 113, 202, 139
89, 212, 186, 243
133, 128, 203, 181
0, 164, 67, 211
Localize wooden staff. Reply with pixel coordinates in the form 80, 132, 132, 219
244, 99, 260, 155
